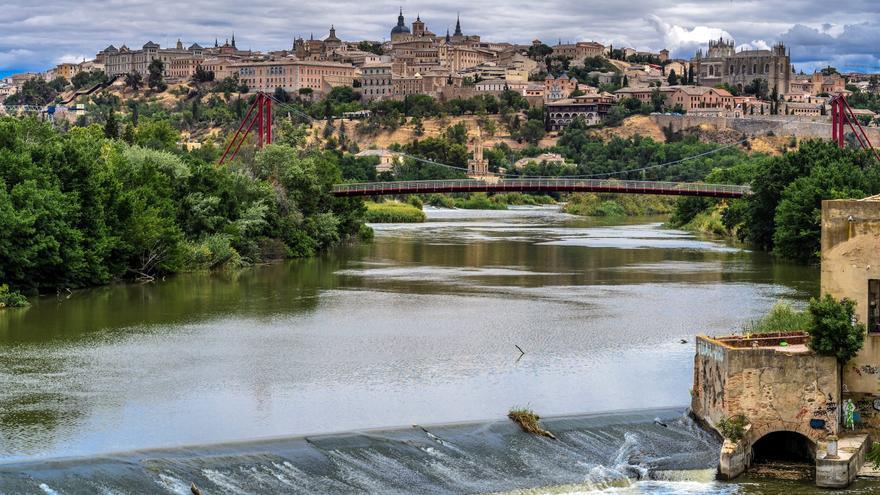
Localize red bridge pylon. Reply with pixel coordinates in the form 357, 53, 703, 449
830, 94, 880, 163
219, 92, 272, 165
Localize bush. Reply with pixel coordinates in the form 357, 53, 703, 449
185, 234, 243, 270
0, 284, 29, 308
426, 194, 456, 208
744, 301, 812, 334
365, 201, 426, 223
453, 193, 507, 210
508, 408, 556, 439
717, 415, 749, 442
807, 295, 865, 363
564, 193, 674, 217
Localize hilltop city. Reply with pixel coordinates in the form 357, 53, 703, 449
1, 9, 878, 133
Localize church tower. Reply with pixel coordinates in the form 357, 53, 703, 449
467, 127, 489, 178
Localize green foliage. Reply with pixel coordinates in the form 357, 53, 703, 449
744, 301, 812, 334
453, 193, 507, 210
670, 140, 880, 263
717, 415, 749, 442
5, 77, 57, 106
72, 70, 108, 90
364, 201, 426, 223
357, 41, 384, 56
807, 295, 865, 364
0, 284, 29, 308
0, 117, 366, 295
564, 193, 674, 217
124, 72, 143, 93
192, 66, 215, 84
147, 59, 167, 92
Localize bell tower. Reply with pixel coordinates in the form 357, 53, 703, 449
467, 127, 489, 177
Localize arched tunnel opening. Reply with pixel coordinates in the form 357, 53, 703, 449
750, 431, 816, 480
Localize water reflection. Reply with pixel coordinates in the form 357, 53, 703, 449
0, 206, 818, 461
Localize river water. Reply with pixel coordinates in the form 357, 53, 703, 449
1, 205, 854, 494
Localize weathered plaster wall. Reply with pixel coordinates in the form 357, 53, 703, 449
692, 336, 840, 444
821, 199, 880, 427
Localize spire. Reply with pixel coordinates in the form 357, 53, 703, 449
231, 32, 236, 48
214, 38, 218, 48
397, 7, 405, 26
454, 13, 462, 36
446, 28, 451, 43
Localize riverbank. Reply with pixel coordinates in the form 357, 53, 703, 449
0, 407, 722, 494
563, 193, 676, 217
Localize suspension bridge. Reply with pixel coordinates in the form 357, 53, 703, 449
218, 92, 877, 199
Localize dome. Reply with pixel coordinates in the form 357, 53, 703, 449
391, 9, 410, 36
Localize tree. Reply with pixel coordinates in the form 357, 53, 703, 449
6, 78, 56, 106
527, 43, 553, 61
356, 41, 384, 56
621, 74, 629, 87
808, 295, 865, 364
192, 66, 215, 84
104, 110, 119, 139
821, 66, 839, 76
273, 87, 291, 103
124, 71, 143, 93
650, 87, 667, 112
667, 69, 678, 86
71, 70, 108, 90
48, 76, 69, 93
687, 65, 694, 85
744, 78, 769, 100
412, 116, 425, 136
518, 119, 546, 145
147, 59, 167, 92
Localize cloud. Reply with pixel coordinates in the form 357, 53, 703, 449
0, 1, 878, 73
645, 14, 731, 57
780, 22, 880, 72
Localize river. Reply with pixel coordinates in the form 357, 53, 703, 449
3, 205, 861, 494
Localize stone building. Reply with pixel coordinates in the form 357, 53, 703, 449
230, 59, 355, 95
822, 197, 880, 430
359, 62, 393, 101
101, 40, 206, 78
545, 93, 614, 130
692, 38, 791, 95
544, 73, 579, 101
552, 41, 605, 66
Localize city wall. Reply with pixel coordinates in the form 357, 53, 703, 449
651, 114, 880, 142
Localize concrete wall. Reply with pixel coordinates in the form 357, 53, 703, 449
651, 114, 880, 142
821, 199, 880, 428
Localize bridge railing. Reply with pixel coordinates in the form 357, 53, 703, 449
332, 178, 751, 197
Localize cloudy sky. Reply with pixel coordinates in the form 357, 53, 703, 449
2, 0, 878, 77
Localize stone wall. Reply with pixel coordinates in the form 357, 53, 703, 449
650, 114, 880, 142
821, 199, 880, 428
693, 336, 840, 443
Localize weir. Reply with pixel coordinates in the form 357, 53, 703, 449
0, 408, 721, 494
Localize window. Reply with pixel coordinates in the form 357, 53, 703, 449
870, 280, 880, 333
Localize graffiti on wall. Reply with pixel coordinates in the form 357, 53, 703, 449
697, 340, 724, 362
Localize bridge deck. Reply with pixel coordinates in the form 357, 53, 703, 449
332, 179, 750, 198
